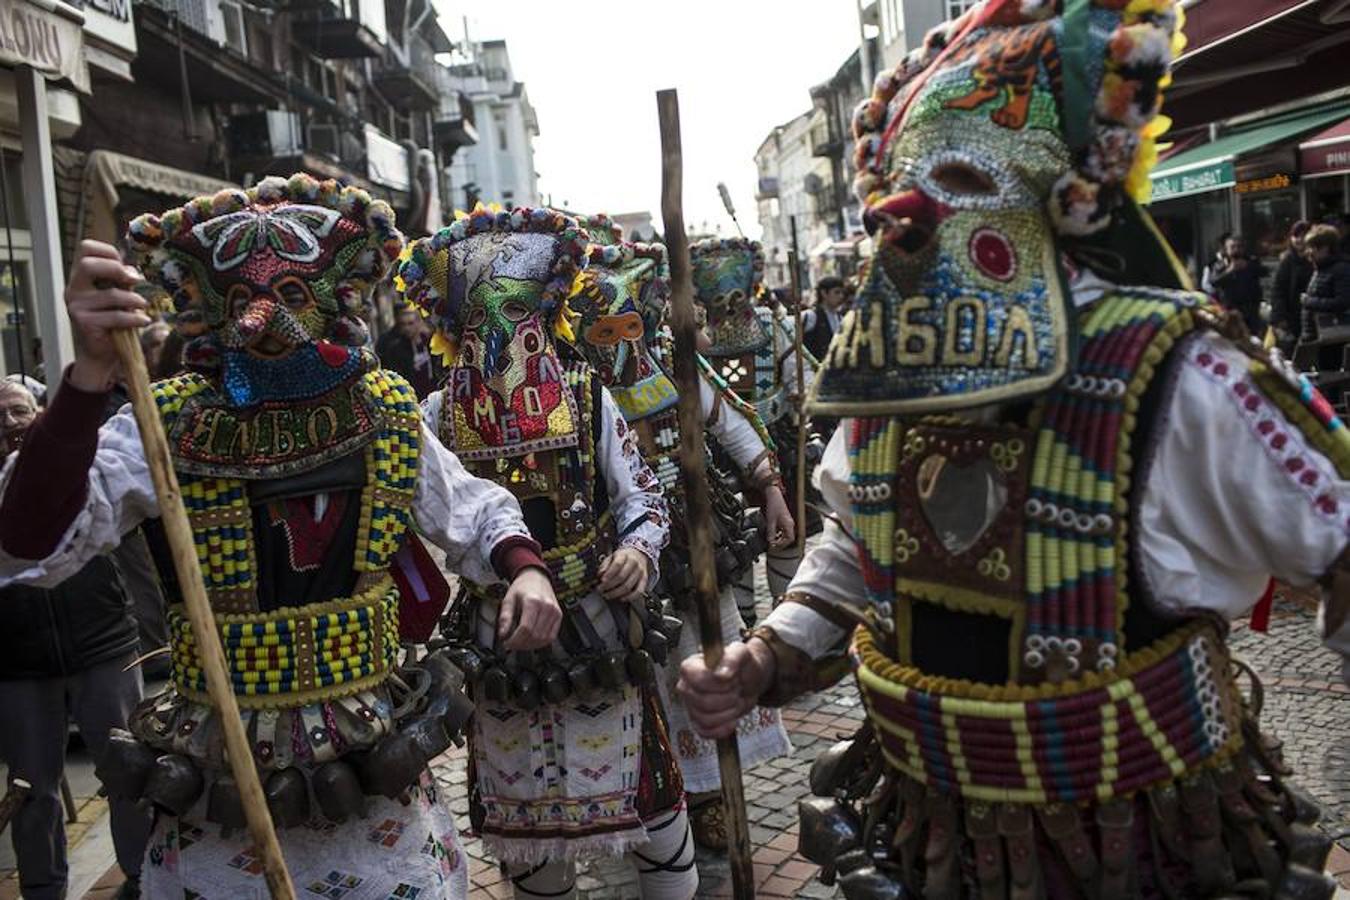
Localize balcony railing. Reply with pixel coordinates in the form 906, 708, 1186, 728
291, 0, 384, 59
810, 122, 844, 158
374, 34, 439, 110
434, 89, 478, 154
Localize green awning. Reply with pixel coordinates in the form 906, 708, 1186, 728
1149, 102, 1350, 202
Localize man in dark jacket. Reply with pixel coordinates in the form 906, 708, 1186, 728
0, 380, 151, 900
1206, 234, 1267, 334
1270, 220, 1313, 348
375, 302, 442, 397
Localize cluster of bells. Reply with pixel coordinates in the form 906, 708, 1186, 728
442, 594, 684, 711
659, 504, 767, 603
95, 652, 474, 830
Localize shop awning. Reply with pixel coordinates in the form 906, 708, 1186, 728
75, 150, 236, 245
1299, 117, 1350, 178
1149, 102, 1350, 202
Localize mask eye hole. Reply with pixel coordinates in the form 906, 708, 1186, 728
930, 161, 998, 197
227, 284, 252, 317
273, 277, 314, 311
465, 305, 487, 328
502, 300, 531, 322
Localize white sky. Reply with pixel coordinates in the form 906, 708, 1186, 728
440, 1, 868, 240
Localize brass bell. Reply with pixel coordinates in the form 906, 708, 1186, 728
265, 768, 310, 828
596, 651, 628, 691
144, 753, 205, 817
567, 658, 598, 700
512, 668, 542, 711
838, 865, 906, 900
206, 773, 247, 829
480, 666, 511, 704
540, 662, 571, 705
626, 648, 655, 684
312, 760, 367, 823
95, 729, 158, 801
797, 796, 862, 867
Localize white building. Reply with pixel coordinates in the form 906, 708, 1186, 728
440, 39, 540, 211
873, 0, 979, 71
754, 110, 836, 291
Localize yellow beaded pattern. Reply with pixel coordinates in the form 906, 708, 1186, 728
355, 369, 422, 572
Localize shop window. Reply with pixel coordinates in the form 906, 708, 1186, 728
1240, 187, 1300, 261
1307, 175, 1349, 224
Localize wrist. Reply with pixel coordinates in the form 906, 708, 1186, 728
744, 635, 777, 696
68, 358, 117, 394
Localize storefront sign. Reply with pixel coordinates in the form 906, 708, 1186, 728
0, 0, 87, 91
1301, 141, 1350, 178
1150, 160, 1236, 202
68, 0, 136, 64
1235, 173, 1294, 194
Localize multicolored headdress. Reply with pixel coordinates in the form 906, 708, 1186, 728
572, 212, 624, 248
690, 237, 769, 357
569, 238, 679, 421
809, 0, 1182, 416
127, 174, 402, 407
395, 205, 589, 457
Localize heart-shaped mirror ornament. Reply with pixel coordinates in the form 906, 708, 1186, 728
915, 454, 1009, 556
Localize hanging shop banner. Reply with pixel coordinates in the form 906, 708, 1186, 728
0, 0, 88, 91
1150, 160, 1236, 202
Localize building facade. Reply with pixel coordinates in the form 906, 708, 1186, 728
440, 39, 539, 211
873, 0, 978, 70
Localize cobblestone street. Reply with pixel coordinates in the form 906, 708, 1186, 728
431, 577, 1350, 898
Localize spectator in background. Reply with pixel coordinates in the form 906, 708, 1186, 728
802, 275, 847, 360
1302, 224, 1350, 364
137, 320, 172, 376
1204, 234, 1266, 334
1270, 220, 1313, 348
0, 379, 151, 900
375, 302, 441, 397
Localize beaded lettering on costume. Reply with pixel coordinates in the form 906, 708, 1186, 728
153, 369, 421, 706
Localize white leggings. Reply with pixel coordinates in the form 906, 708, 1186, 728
506, 807, 697, 900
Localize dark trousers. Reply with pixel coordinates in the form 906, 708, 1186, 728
0, 655, 152, 899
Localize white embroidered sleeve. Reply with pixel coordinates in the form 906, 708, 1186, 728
598, 387, 669, 583
1138, 334, 1350, 622
0, 405, 158, 587
700, 376, 769, 473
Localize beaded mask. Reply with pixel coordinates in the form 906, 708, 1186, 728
127, 174, 402, 408
570, 239, 678, 419
809, 0, 1181, 416
396, 206, 589, 458
690, 238, 770, 357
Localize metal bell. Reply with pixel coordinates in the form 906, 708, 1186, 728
480, 666, 511, 704
95, 729, 159, 801
540, 662, 571, 705
661, 614, 684, 647
567, 658, 598, 700
596, 651, 628, 690
1287, 823, 1333, 870
714, 547, 739, 581
356, 734, 426, 799
838, 866, 907, 900
665, 561, 693, 594
642, 629, 670, 666
810, 738, 857, 797
446, 645, 486, 681
404, 714, 453, 761
440, 689, 475, 743
627, 648, 655, 684
512, 667, 541, 711
312, 760, 367, 822
144, 753, 205, 817
264, 767, 310, 828
1273, 863, 1337, 900
797, 796, 862, 866
206, 773, 247, 829
416, 652, 474, 743
1284, 785, 1324, 825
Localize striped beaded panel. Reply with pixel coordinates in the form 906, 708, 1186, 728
1022, 288, 1207, 678
170, 577, 399, 707
854, 621, 1242, 805
355, 369, 422, 572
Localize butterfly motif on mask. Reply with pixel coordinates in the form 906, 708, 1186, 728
191, 204, 341, 271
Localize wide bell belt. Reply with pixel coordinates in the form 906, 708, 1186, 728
853, 621, 1244, 805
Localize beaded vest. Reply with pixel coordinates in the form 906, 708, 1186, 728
848, 289, 1249, 805
448, 362, 615, 601
152, 368, 420, 708
705, 307, 794, 427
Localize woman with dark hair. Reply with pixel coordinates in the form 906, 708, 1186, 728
1270, 220, 1313, 346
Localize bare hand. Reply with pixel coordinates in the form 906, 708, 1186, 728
763, 485, 796, 549
676, 639, 775, 739
497, 567, 561, 651
66, 241, 149, 392
598, 547, 650, 601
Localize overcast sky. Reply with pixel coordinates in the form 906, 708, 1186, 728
439, 1, 868, 239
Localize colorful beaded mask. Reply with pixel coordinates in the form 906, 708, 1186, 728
396, 206, 589, 457
570, 239, 679, 419
809, 0, 1180, 416
690, 238, 770, 357
127, 174, 402, 408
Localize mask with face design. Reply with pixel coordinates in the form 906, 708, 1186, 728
569, 239, 678, 421
690, 238, 771, 357
127, 174, 402, 409
808, 0, 1182, 416
396, 206, 589, 458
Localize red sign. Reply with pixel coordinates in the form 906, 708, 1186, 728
1301, 141, 1350, 178
1178, 0, 1309, 58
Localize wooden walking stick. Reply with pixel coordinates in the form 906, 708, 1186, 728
110, 328, 296, 900
788, 217, 808, 555
657, 88, 755, 900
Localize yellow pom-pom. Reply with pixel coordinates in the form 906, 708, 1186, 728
453, 209, 470, 221
554, 305, 578, 343
429, 330, 458, 366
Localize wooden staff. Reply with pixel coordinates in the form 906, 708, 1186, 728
656, 88, 755, 900
110, 329, 295, 899
788, 216, 807, 554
